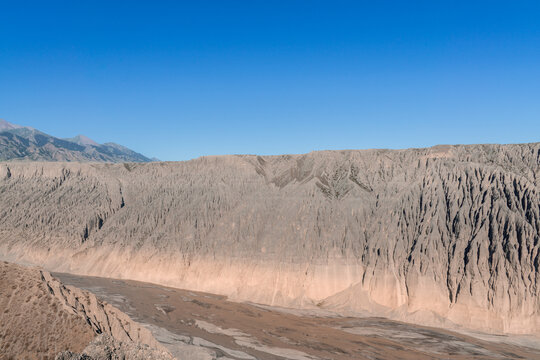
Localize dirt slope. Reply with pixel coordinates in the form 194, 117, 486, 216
0, 261, 171, 360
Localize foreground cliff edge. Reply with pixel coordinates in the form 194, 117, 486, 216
0, 143, 539, 335
0, 261, 172, 359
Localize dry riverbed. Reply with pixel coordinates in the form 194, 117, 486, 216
54, 272, 540, 360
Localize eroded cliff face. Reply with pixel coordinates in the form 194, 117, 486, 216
0, 143, 539, 334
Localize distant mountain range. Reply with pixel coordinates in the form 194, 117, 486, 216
0, 119, 153, 162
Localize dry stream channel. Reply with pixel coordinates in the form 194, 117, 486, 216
54, 272, 540, 360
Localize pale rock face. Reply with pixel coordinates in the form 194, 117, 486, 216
0, 143, 539, 335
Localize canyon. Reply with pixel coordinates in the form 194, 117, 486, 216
0, 143, 539, 338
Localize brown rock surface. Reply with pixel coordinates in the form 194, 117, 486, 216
0, 143, 539, 334
0, 261, 172, 360
0, 261, 95, 359
56, 335, 173, 360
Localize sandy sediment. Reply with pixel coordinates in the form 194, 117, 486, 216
55, 271, 540, 360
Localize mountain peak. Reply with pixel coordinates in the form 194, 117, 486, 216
0, 119, 23, 131
68, 134, 100, 147
0, 119, 151, 162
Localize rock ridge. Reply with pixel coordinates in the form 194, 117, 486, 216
0, 143, 539, 335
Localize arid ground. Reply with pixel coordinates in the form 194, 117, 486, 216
2, 144, 540, 358
3, 145, 540, 335
55, 272, 540, 360
0, 261, 172, 360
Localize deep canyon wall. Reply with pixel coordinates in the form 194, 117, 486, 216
0, 143, 539, 334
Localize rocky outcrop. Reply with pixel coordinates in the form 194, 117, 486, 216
40, 270, 166, 351
0, 261, 95, 359
56, 335, 173, 360
0, 143, 539, 335
0, 261, 172, 359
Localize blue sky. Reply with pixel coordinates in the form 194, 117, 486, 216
1, 1, 539, 160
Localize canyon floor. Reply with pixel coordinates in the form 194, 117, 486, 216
55, 272, 540, 360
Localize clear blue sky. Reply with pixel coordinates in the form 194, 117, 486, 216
1, 1, 539, 160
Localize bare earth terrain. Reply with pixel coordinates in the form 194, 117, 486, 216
0, 262, 94, 359
0, 261, 172, 360
1, 144, 540, 358
55, 271, 540, 360
1, 144, 540, 335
